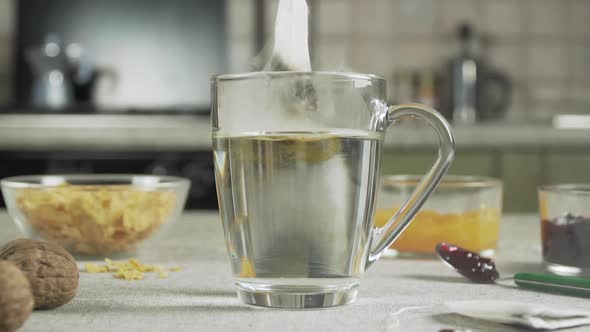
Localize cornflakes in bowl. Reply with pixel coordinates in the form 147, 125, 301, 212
1, 175, 190, 255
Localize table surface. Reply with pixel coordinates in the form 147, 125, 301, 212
3, 211, 589, 332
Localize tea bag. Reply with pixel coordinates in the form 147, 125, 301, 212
264, 0, 319, 117
265, 0, 311, 71
240, 0, 353, 277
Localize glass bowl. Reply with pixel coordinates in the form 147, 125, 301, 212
375, 175, 503, 257
1, 174, 190, 256
539, 184, 590, 276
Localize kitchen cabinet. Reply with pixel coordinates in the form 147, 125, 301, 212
544, 152, 590, 184
381, 149, 590, 213
380, 151, 496, 177
500, 152, 542, 213
380, 151, 433, 175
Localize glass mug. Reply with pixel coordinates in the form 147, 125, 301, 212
212, 72, 454, 308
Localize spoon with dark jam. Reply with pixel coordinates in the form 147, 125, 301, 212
436, 242, 499, 283
435, 242, 590, 297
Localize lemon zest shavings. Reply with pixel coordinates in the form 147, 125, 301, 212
238, 258, 256, 278
82, 258, 182, 281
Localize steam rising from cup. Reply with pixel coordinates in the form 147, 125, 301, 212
238, 0, 366, 130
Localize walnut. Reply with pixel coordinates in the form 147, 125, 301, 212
0, 239, 79, 309
0, 261, 34, 332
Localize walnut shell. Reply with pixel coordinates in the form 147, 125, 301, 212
0, 261, 34, 332
0, 239, 79, 309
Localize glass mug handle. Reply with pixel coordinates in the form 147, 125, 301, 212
367, 103, 455, 267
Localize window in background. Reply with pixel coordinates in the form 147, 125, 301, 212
15, 0, 227, 111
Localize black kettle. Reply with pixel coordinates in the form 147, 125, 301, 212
438, 24, 512, 123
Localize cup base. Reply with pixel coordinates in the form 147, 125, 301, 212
236, 281, 358, 309
545, 262, 590, 277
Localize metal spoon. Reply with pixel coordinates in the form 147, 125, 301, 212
435, 242, 590, 297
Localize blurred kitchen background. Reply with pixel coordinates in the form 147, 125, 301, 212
0, 0, 588, 212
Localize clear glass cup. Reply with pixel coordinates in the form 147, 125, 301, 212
539, 185, 590, 276
211, 72, 455, 308
375, 175, 503, 258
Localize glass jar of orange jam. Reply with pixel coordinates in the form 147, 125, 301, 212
375, 175, 503, 257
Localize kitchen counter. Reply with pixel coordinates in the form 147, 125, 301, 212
0, 114, 589, 151
2, 211, 589, 332
0, 114, 212, 152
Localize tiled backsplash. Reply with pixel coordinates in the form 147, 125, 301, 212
228, 0, 590, 117
0, 0, 587, 116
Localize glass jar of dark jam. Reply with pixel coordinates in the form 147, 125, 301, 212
539, 185, 590, 276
